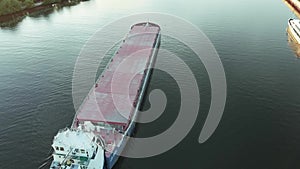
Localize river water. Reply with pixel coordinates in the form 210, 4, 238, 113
1, 0, 300, 168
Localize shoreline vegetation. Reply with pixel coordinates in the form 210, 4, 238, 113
0, 0, 88, 27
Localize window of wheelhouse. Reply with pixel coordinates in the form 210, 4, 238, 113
60, 147, 64, 151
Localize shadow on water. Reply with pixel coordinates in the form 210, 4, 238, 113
28, 8, 56, 19
0, 17, 25, 29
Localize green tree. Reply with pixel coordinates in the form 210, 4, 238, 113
0, 0, 22, 15
23, 0, 34, 8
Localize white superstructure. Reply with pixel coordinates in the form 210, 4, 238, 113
50, 128, 105, 169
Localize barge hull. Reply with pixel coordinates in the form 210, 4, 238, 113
73, 22, 161, 169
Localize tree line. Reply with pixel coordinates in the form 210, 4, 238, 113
0, 0, 67, 16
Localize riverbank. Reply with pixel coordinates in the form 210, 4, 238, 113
0, 0, 86, 27
284, 0, 300, 18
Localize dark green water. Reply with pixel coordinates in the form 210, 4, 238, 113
1, 0, 300, 168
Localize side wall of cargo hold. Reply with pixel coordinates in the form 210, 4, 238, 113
73, 22, 161, 131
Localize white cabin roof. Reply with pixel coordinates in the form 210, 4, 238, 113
52, 128, 95, 150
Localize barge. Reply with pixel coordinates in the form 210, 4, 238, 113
49, 22, 161, 169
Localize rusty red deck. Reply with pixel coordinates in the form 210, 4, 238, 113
75, 23, 160, 128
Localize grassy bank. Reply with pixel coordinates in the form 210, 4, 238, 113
0, 0, 83, 27
0, 0, 81, 16
0, 0, 34, 16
